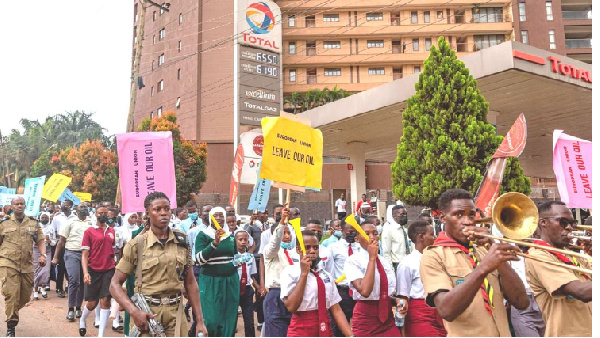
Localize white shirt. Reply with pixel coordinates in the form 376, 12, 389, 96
51, 212, 78, 236
381, 221, 412, 265
115, 223, 139, 249
188, 226, 203, 260
491, 225, 532, 294
345, 250, 396, 301
335, 199, 346, 213
237, 254, 257, 285
280, 262, 342, 311
40, 222, 57, 246
396, 250, 425, 299
319, 245, 333, 274
329, 240, 362, 286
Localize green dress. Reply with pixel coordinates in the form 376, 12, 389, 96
195, 231, 240, 337
123, 226, 145, 336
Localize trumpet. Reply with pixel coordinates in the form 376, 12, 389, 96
473, 192, 592, 275
569, 231, 592, 242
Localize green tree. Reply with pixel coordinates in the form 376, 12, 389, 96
138, 112, 208, 206
391, 37, 530, 209
284, 85, 352, 114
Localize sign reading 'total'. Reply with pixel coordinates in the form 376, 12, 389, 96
259, 117, 323, 189
42, 173, 72, 202
237, 0, 282, 53
116, 132, 177, 213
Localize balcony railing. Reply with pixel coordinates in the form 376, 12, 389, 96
307, 75, 317, 84
566, 38, 592, 49
305, 18, 316, 27
392, 45, 402, 54
306, 47, 316, 56
455, 42, 469, 52
393, 73, 403, 80
391, 17, 401, 26
562, 10, 592, 20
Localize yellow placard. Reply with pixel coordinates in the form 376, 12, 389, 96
74, 192, 92, 202
210, 215, 227, 237
344, 215, 369, 240
42, 174, 72, 202
289, 218, 305, 255
260, 117, 323, 189
335, 274, 346, 284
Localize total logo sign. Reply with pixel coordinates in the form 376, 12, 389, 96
238, 0, 282, 53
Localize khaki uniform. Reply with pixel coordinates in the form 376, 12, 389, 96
116, 228, 190, 337
0, 215, 44, 323
420, 245, 511, 337
525, 247, 592, 337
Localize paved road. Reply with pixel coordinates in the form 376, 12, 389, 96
0, 281, 255, 337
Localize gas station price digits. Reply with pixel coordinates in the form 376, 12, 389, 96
256, 64, 278, 77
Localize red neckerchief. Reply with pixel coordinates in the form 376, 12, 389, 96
284, 249, 294, 265
531, 240, 589, 280
432, 232, 493, 315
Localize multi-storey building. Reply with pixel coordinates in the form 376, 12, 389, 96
512, 0, 592, 64
278, 0, 514, 94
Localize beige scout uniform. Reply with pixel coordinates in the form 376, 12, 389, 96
0, 215, 44, 323
420, 245, 511, 337
525, 247, 592, 337
116, 228, 191, 337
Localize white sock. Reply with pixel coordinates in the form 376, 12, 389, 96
110, 299, 119, 318
98, 309, 110, 337
80, 305, 91, 329
95, 306, 101, 325
112, 311, 120, 328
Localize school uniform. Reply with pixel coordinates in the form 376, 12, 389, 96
328, 240, 361, 337
280, 262, 341, 337
237, 253, 258, 337
396, 250, 446, 337
345, 250, 401, 337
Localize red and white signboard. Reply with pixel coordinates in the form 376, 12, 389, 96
240, 130, 264, 185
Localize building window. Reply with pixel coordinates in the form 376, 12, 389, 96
324, 41, 341, 49
157, 107, 162, 116
437, 11, 443, 19
391, 12, 400, 25
158, 54, 165, 66
323, 14, 339, 22
158, 80, 164, 92
153, 11, 157, 21
177, 68, 181, 80
306, 41, 316, 55
152, 60, 155, 70
425, 38, 432, 51
150, 111, 154, 119
305, 15, 316, 27
393, 68, 403, 80
288, 15, 295, 27
134, 3, 138, 22
369, 67, 385, 75
324, 68, 341, 76
176, 97, 181, 109
392, 40, 401, 54
549, 30, 556, 49
424, 11, 431, 23
307, 68, 317, 84
366, 12, 383, 21
178, 40, 182, 52
473, 7, 503, 23
546, 2, 553, 20
521, 30, 529, 44
474, 34, 505, 51
414, 66, 421, 74
411, 11, 418, 23
153, 35, 156, 45
151, 86, 154, 96
289, 69, 296, 82
159, 28, 165, 40
289, 42, 296, 54
519, 3, 526, 21
179, 13, 183, 24
412, 38, 419, 51
367, 40, 384, 48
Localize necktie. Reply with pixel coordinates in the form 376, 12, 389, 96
284, 249, 294, 265
375, 258, 389, 323
240, 262, 247, 296
348, 244, 354, 296
400, 225, 410, 254
312, 270, 332, 337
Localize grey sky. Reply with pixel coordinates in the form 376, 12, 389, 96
0, 0, 132, 137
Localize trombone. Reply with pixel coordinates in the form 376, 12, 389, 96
473, 192, 592, 275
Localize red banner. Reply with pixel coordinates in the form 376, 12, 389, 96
229, 143, 245, 206
475, 114, 527, 216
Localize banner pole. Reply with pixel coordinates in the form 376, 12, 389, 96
233, 0, 240, 212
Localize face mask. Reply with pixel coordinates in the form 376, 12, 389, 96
97, 215, 108, 224
280, 242, 293, 250
189, 212, 198, 221
40, 219, 49, 225
333, 230, 342, 238
61, 206, 70, 212
345, 233, 356, 244
310, 259, 319, 270
376, 225, 383, 235
399, 215, 408, 226
45, 208, 51, 212
106, 218, 115, 225
275, 215, 282, 224
92, 208, 96, 213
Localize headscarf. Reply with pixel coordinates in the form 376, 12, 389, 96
233, 228, 254, 247
202, 207, 231, 240
119, 213, 140, 244
385, 205, 399, 227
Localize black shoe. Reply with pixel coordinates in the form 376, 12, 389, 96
66, 310, 75, 322
57, 290, 65, 298
94, 322, 99, 329
112, 325, 123, 333
44, 286, 50, 291
5, 325, 15, 337
75, 310, 82, 318
78, 327, 86, 337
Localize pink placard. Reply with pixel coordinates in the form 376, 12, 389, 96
553, 130, 592, 208
117, 132, 177, 213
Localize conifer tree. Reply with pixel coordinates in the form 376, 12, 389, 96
391, 37, 530, 208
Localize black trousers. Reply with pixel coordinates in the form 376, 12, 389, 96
337, 212, 347, 220
56, 254, 66, 291
48, 245, 56, 283
332, 285, 356, 337
240, 285, 255, 337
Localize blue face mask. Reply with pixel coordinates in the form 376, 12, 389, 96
333, 230, 343, 238
280, 242, 293, 250
188, 212, 198, 221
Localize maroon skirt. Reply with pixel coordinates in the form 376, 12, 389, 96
352, 300, 402, 337
405, 299, 447, 337
288, 310, 333, 337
